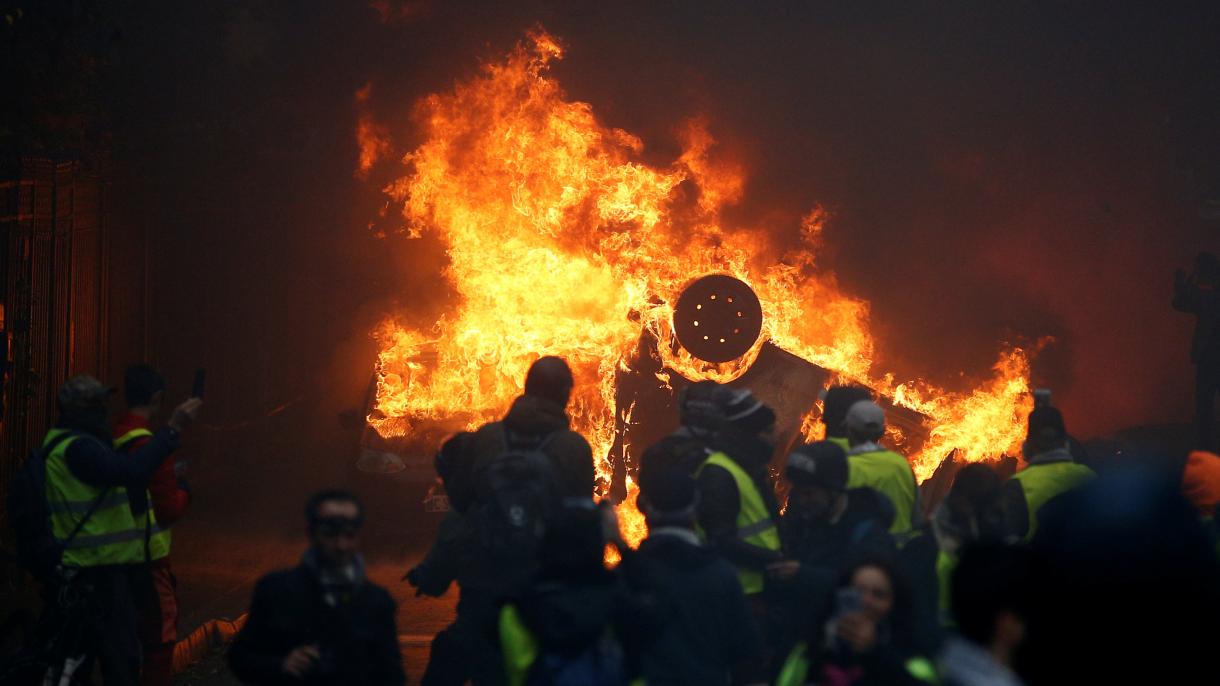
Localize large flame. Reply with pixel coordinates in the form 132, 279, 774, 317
365, 29, 1031, 546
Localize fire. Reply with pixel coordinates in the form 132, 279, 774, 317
365, 29, 1031, 548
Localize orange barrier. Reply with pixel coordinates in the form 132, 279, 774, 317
171, 614, 247, 674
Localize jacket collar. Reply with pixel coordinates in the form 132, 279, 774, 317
1026, 446, 1074, 466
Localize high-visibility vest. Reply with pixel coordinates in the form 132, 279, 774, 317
44, 429, 148, 567
776, 640, 937, 686
115, 427, 172, 561
1010, 461, 1096, 541
846, 449, 918, 536
695, 452, 782, 595
499, 604, 644, 686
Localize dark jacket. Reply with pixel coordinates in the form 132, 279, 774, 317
621, 530, 761, 686
695, 436, 783, 572
1173, 278, 1220, 364
469, 394, 595, 499
510, 569, 644, 683
228, 561, 405, 686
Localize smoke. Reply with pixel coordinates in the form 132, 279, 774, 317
106, 0, 1219, 511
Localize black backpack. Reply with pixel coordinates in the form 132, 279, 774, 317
472, 429, 560, 564
6, 432, 108, 578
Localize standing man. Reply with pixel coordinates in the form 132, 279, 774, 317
821, 385, 874, 453
228, 490, 405, 685
115, 364, 190, 686
843, 400, 920, 537
1001, 404, 1096, 543
42, 375, 200, 684
1174, 252, 1220, 450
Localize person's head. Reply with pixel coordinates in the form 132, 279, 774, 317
1023, 405, 1068, 457
944, 463, 1005, 541
822, 385, 873, 438
785, 441, 849, 522
305, 490, 364, 568
1196, 251, 1220, 285
722, 388, 777, 445
435, 431, 475, 512
845, 400, 886, 446
678, 380, 729, 437
123, 364, 165, 414
538, 498, 606, 582
57, 374, 114, 433
838, 555, 910, 628
524, 356, 574, 408
951, 543, 1030, 666
638, 463, 699, 529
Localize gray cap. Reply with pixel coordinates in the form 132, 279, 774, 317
57, 374, 114, 410
845, 400, 886, 435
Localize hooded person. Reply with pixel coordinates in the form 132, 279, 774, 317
1000, 405, 1096, 543
620, 461, 762, 686
843, 401, 920, 537
771, 441, 896, 657
498, 498, 643, 686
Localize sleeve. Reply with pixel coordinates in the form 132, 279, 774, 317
227, 578, 290, 684
1000, 479, 1029, 543
65, 428, 180, 490
148, 457, 190, 526
697, 465, 783, 569
408, 511, 470, 597
370, 592, 407, 685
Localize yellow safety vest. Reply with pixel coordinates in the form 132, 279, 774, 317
44, 429, 148, 567
828, 436, 850, 452
695, 452, 782, 595
846, 448, 918, 536
115, 428, 172, 561
1010, 461, 1096, 541
776, 641, 938, 686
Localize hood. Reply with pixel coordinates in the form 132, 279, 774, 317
843, 487, 896, 531
503, 394, 570, 439
637, 531, 718, 572
518, 574, 621, 651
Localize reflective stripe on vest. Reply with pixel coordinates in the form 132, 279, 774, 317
114, 427, 172, 560
695, 452, 781, 595
1010, 461, 1096, 541
846, 449, 918, 535
44, 429, 148, 567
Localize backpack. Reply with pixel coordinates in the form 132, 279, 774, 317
472, 429, 560, 564
6, 432, 107, 578
528, 631, 628, 686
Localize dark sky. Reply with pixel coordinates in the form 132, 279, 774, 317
101, 0, 1220, 455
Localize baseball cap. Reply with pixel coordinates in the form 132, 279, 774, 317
845, 400, 886, 436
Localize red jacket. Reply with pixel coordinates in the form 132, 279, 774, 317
115, 411, 190, 526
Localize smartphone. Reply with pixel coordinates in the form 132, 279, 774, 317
192, 368, 206, 399
1033, 388, 1052, 408
836, 587, 862, 617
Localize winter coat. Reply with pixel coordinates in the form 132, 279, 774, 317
228, 559, 405, 686
620, 529, 761, 685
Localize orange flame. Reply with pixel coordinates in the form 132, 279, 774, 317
355, 82, 392, 178
366, 29, 1032, 548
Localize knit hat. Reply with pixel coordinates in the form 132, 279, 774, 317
786, 441, 849, 490
823, 385, 874, 436
723, 388, 776, 435
1027, 405, 1067, 442
57, 374, 114, 412
845, 400, 886, 437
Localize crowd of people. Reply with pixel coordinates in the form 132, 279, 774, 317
8, 348, 1220, 685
